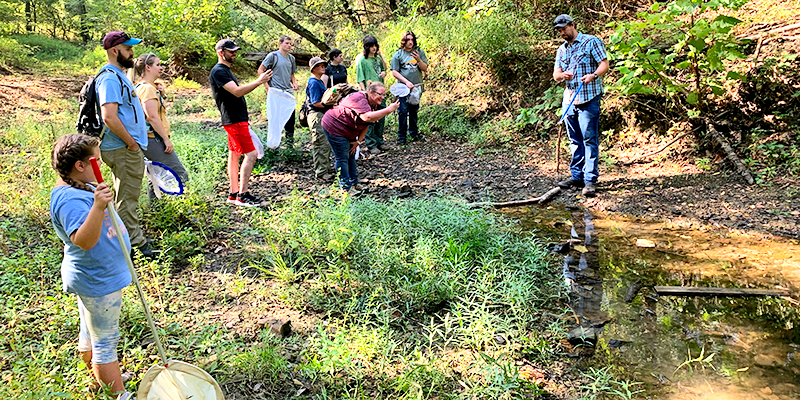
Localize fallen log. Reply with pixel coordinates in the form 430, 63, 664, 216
704, 118, 755, 185
654, 286, 789, 297
467, 187, 561, 208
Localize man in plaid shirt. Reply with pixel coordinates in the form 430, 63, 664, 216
553, 14, 609, 197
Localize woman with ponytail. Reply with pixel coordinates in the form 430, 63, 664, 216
50, 134, 134, 399
129, 53, 188, 197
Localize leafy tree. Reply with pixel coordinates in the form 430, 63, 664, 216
608, 0, 748, 117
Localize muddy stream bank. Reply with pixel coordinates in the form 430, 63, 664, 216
502, 205, 800, 400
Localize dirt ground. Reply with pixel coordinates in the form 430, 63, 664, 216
249, 132, 800, 241
2, 73, 796, 241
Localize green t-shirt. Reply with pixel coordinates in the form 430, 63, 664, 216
355, 54, 385, 86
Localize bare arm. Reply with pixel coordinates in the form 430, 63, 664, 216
69, 183, 113, 250
391, 70, 413, 87
143, 99, 174, 153
101, 103, 139, 151
257, 64, 270, 90
358, 100, 400, 122
291, 74, 298, 91
580, 58, 610, 83
223, 71, 271, 98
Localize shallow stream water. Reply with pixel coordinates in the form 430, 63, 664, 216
502, 205, 800, 400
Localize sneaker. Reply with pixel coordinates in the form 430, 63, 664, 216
235, 192, 261, 207
557, 178, 585, 189
226, 192, 237, 204
117, 391, 134, 400
581, 183, 597, 197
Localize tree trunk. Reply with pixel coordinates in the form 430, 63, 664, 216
240, 0, 331, 53
25, 1, 33, 33
76, 0, 91, 43
388, 0, 398, 12
340, 0, 361, 30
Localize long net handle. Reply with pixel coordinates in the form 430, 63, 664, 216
89, 157, 168, 365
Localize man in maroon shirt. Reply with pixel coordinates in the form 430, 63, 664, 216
322, 82, 399, 191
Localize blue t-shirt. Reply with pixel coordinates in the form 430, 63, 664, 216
306, 77, 326, 111
50, 185, 132, 297
96, 64, 148, 151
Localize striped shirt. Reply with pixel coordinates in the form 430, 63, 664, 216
555, 32, 607, 105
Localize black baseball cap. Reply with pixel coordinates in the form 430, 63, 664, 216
215, 39, 241, 52
553, 14, 574, 28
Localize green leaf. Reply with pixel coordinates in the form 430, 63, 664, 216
726, 71, 746, 80
650, 2, 662, 11
688, 38, 706, 52
710, 85, 726, 95
687, 92, 699, 104
676, 60, 691, 69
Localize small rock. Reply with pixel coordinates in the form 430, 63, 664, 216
268, 319, 292, 338
754, 354, 782, 368
567, 326, 599, 346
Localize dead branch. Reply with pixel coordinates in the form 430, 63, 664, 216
467, 187, 561, 208
738, 22, 800, 40
622, 129, 695, 165
703, 118, 755, 185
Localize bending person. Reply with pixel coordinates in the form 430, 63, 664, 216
129, 53, 189, 198
321, 82, 399, 191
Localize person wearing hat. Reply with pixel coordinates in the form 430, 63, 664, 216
209, 38, 272, 207
306, 56, 334, 181
552, 14, 609, 197
96, 31, 155, 257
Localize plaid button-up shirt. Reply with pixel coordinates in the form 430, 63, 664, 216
555, 32, 607, 106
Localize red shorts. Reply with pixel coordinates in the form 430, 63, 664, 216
223, 121, 255, 154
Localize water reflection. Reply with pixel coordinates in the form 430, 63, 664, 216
502, 205, 800, 399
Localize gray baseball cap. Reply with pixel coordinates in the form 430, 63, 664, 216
553, 14, 574, 28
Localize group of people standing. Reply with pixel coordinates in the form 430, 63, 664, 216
47, 14, 608, 398
211, 31, 428, 197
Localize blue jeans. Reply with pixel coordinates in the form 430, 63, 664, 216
564, 95, 601, 184
398, 95, 419, 143
323, 128, 357, 189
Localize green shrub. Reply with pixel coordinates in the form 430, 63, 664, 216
471, 117, 520, 147
418, 104, 476, 140
0, 36, 33, 71
11, 34, 83, 62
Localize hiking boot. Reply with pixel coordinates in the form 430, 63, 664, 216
137, 242, 156, 258
377, 144, 390, 151
235, 192, 262, 207
557, 178, 585, 189
226, 192, 237, 204
581, 183, 597, 197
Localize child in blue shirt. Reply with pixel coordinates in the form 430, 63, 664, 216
50, 134, 133, 399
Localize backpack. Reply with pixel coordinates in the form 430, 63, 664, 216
76, 68, 125, 137
321, 83, 360, 108
262, 51, 296, 85
298, 97, 310, 128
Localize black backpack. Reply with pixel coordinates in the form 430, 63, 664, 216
76, 68, 125, 137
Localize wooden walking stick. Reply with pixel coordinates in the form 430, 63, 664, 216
555, 123, 563, 177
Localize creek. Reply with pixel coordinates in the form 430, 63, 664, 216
502, 205, 800, 400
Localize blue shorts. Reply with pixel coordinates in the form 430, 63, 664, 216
77, 290, 122, 364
